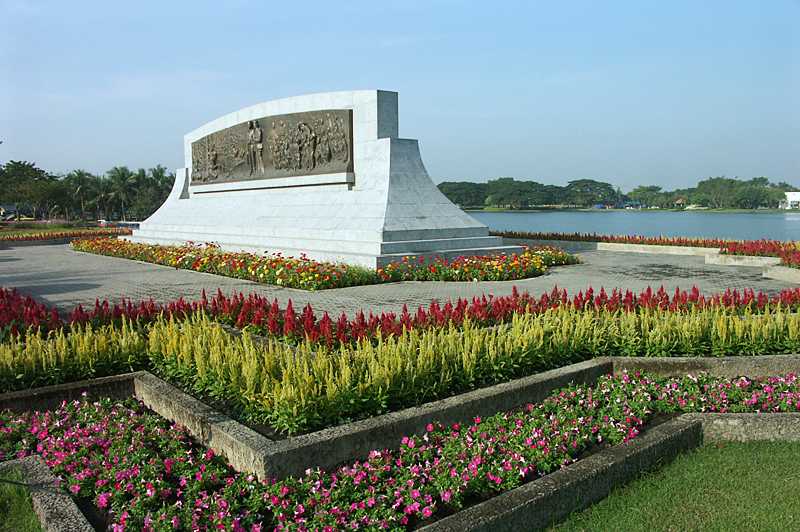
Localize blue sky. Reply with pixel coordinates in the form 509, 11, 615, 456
1, 0, 797, 190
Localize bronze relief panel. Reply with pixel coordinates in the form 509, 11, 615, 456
190, 109, 353, 185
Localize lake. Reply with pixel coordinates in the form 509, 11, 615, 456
469, 210, 800, 241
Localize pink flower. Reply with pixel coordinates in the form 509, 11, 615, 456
97, 492, 111, 508
69, 484, 81, 495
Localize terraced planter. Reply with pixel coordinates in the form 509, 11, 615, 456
3, 356, 800, 531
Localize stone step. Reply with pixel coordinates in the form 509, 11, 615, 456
379, 236, 507, 254
124, 233, 523, 270
128, 229, 383, 255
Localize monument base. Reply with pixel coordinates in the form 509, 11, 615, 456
128, 91, 522, 268
127, 233, 519, 269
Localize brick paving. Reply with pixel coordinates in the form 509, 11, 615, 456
1, 243, 795, 316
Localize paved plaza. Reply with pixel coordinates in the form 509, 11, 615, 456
2, 243, 796, 316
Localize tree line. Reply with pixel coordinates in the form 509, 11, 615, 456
438, 176, 797, 209
0, 161, 173, 221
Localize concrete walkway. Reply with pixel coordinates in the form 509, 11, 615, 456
1, 243, 795, 316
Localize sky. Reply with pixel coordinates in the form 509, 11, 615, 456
1, 0, 798, 191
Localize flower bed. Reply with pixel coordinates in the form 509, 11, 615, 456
720, 240, 800, 269
72, 239, 377, 290
0, 288, 61, 341
0, 228, 130, 242
7, 283, 800, 435
493, 231, 735, 248
494, 231, 800, 269
6, 298, 800, 435
226, 285, 800, 347
1, 371, 799, 530
377, 246, 577, 282
71, 238, 577, 289
7, 283, 800, 347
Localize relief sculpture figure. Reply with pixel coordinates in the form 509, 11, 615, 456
191, 109, 352, 184
192, 148, 206, 182
297, 123, 317, 171
206, 145, 220, 180
247, 120, 265, 175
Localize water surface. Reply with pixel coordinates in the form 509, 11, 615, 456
469, 210, 800, 241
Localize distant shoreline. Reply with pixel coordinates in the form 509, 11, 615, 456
463, 207, 790, 214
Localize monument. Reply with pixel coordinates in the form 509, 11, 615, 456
129, 90, 521, 267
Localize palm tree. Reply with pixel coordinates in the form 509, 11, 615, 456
106, 166, 135, 221
149, 165, 172, 191
65, 169, 95, 221
90, 177, 113, 220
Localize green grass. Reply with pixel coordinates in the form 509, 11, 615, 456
0, 224, 91, 236
552, 442, 800, 532
0, 469, 43, 532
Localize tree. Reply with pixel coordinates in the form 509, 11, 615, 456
734, 185, 770, 209
0, 161, 52, 208
437, 182, 487, 207
628, 185, 664, 208
90, 178, 113, 220
107, 166, 135, 221
65, 169, 96, 220
565, 179, 618, 207
694, 177, 739, 208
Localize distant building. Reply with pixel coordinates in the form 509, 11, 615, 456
780, 192, 800, 209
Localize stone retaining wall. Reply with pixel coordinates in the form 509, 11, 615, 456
609, 354, 800, 378
685, 413, 800, 442
0, 455, 93, 532
705, 254, 781, 267
0, 372, 138, 413
763, 265, 800, 284
504, 237, 720, 256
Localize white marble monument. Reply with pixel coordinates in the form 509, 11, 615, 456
129, 90, 521, 267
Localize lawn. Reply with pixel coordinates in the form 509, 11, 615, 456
552, 441, 800, 532
0, 223, 82, 234
0, 225, 128, 242
0, 468, 42, 532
